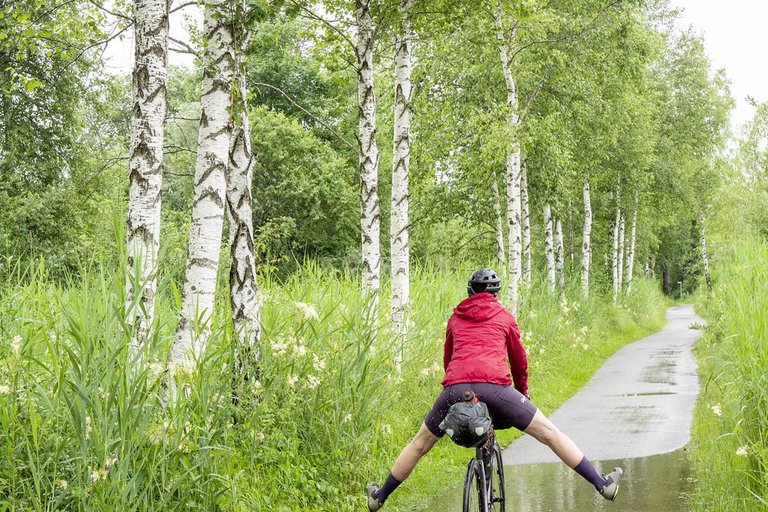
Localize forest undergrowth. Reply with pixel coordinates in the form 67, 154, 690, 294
0, 259, 665, 511
691, 239, 768, 511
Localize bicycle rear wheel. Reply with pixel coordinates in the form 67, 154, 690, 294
489, 443, 506, 512
463, 458, 487, 512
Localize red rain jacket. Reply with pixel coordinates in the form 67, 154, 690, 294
441, 292, 528, 394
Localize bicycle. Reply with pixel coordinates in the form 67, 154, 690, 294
441, 390, 506, 512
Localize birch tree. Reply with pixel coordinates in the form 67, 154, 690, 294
168, 0, 234, 376
491, 173, 506, 272
581, 181, 592, 297
356, 0, 381, 314
521, 160, 531, 285
700, 208, 712, 294
618, 210, 625, 293
625, 191, 638, 295
390, 0, 413, 339
555, 216, 565, 301
125, 0, 169, 350
494, 9, 522, 310
227, 4, 260, 381
543, 204, 556, 294
611, 180, 621, 303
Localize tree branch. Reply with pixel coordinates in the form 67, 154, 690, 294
170, 1, 198, 15
251, 81, 356, 152
88, 0, 133, 22
169, 36, 200, 58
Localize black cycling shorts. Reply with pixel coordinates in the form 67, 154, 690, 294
424, 383, 538, 437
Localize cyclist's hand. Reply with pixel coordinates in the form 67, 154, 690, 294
525, 392, 530, 401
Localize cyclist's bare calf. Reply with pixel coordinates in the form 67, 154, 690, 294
391, 423, 440, 480
523, 409, 584, 467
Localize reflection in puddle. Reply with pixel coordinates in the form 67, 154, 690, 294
426, 449, 693, 511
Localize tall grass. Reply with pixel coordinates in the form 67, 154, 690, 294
0, 258, 666, 510
690, 240, 768, 511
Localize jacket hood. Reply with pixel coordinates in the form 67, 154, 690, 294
453, 292, 504, 322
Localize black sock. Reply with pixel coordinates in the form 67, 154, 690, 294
374, 472, 402, 503
574, 457, 607, 490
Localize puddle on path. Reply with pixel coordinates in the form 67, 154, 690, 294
425, 449, 694, 511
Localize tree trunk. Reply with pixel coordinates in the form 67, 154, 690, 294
495, 10, 522, 311
555, 216, 565, 302
625, 191, 638, 295
356, 0, 381, 315
618, 210, 625, 294
168, 0, 234, 376
521, 159, 531, 285
491, 172, 506, 273
390, 0, 412, 341
700, 208, 712, 294
662, 265, 670, 296
227, 36, 260, 383
544, 204, 556, 294
125, 0, 169, 351
611, 179, 621, 304
581, 181, 592, 297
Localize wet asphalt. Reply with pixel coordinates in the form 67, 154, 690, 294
503, 305, 704, 464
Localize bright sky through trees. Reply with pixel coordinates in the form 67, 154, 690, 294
105, 1, 766, 132
672, 0, 768, 129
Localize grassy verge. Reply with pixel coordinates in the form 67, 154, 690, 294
0, 261, 665, 511
689, 240, 768, 511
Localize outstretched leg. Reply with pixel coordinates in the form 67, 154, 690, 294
367, 423, 439, 510
524, 409, 623, 500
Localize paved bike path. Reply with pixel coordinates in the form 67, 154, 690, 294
503, 305, 704, 464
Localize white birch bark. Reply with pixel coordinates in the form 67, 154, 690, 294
491, 172, 506, 273
390, 0, 412, 340
555, 217, 565, 302
618, 210, 626, 293
543, 204, 556, 294
521, 160, 531, 285
168, 0, 234, 374
356, 0, 381, 315
611, 180, 621, 304
700, 208, 712, 294
227, 51, 260, 380
495, 10, 522, 310
581, 181, 592, 297
125, 0, 169, 351
625, 191, 638, 295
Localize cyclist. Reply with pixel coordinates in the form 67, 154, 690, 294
366, 268, 623, 511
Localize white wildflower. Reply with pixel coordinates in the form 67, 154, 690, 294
49, 331, 57, 343
255, 432, 266, 441
0, 384, 9, 395
539, 347, 545, 355
287, 374, 299, 388
306, 374, 321, 390
90, 470, 101, 482
11, 335, 22, 356
736, 445, 749, 457
271, 342, 288, 357
581, 344, 589, 351
381, 424, 392, 434
338, 303, 349, 316
292, 344, 307, 358
253, 380, 262, 389
580, 325, 589, 334
85, 415, 92, 439
343, 413, 352, 424
313, 355, 325, 372
711, 404, 722, 417
561, 303, 571, 315
431, 362, 441, 374
294, 302, 320, 321
420, 368, 430, 377
55, 479, 68, 489
149, 362, 164, 378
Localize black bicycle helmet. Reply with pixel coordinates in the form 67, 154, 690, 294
467, 268, 501, 296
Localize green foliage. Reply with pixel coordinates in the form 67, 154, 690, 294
691, 240, 768, 511
0, 258, 665, 510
